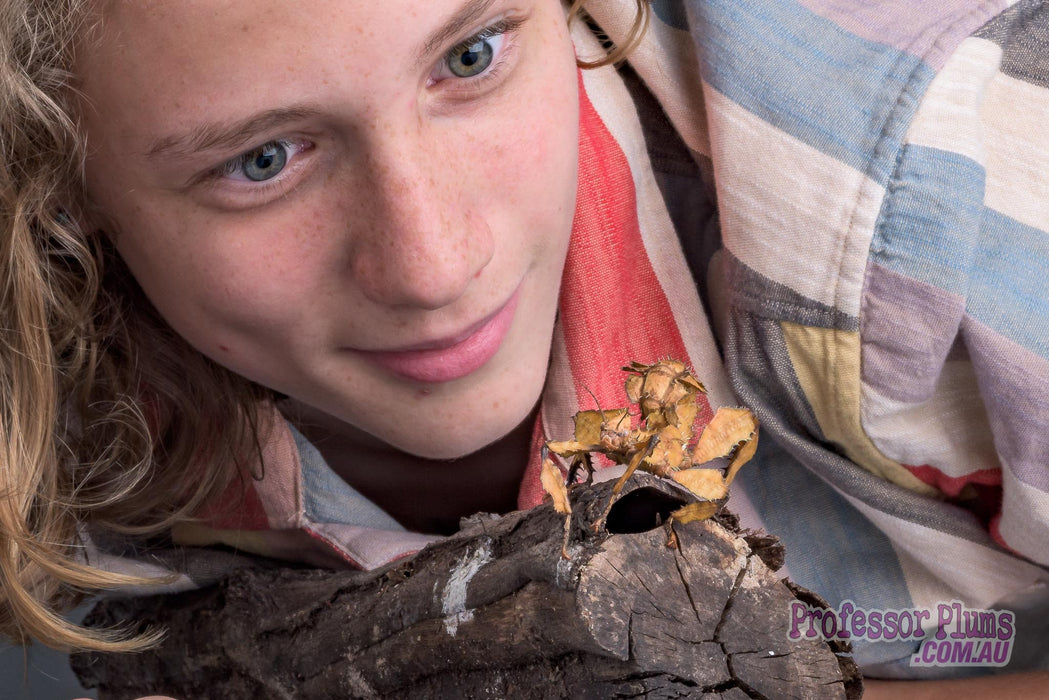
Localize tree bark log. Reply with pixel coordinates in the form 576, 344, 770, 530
72, 472, 862, 699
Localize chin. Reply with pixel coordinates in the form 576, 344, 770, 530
388, 385, 542, 461
401, 436, 502, 461
392, 410, 529, 460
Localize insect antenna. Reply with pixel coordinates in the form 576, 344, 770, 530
583, 384, 603, 412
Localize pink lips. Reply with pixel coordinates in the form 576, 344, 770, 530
354, 291, 520, 384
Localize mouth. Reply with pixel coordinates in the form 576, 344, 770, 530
351, 289, 521, 384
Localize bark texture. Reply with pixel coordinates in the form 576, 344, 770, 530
72, 472, 861, 699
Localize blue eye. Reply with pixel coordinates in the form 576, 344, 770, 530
238, 141, 288, 181
211, 138, 313, 194
436, 21, 515, 82
447, 38, 496, 78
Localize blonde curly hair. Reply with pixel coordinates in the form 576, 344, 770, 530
0, 0, 650, 653
0, 0, 271, 652
570, 0, 650, 68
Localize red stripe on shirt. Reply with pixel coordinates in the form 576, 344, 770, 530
904, 463, 1002, 498
196, 475, 271, 530
560, 70, 714, 424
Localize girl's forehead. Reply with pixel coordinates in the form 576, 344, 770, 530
79, 0, 516, 142
93, 0, 500, 39
81, 0, 516, 90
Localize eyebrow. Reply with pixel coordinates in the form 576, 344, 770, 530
417, 0, 498, 66
144, 106, 323, 161
145, 0, 501, 161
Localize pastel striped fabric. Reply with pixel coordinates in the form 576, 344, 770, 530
84, 0, 1049, 678
583, 0, 1049, 676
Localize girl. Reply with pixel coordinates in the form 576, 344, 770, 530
2, 0, 1047, 695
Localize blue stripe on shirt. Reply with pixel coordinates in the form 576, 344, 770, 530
687, 0, 934, 184
289, 423, 406, 531
870, 142, 1049, 356
736, 435, 918, 665
971, 207, 1049, 358
871, 144, 985, 298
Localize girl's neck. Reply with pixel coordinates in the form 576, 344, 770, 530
281, 398, 536, 535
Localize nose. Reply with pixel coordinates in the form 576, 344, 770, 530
347, 133, 494, 310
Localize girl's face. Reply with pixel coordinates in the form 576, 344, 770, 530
78, 0, 579, 458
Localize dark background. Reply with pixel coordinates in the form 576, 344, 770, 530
0, 603, 97, 699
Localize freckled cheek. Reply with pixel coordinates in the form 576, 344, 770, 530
210, 233, 328, 322
497, 108, 578, 249
485, 86, 576, 217
129, 211, 332, 347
